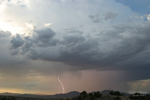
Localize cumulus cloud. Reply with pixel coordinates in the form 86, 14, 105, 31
11, 34, 24, 49
45, 23, 53, 27
33, 28, 59, 47
10, 22, 150, 77
147, 14, 150, 21
0, 30, 11, 38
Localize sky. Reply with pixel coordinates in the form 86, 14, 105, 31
0, 0, 150, 95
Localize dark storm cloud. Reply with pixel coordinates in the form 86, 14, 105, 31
10, 22, 150, 76
105, 12, 118, 20
21, 40, 33, 54
33, 28, 59, 47
0, 31, 28, 72
124, 70, 150, 82
11, 34, 24, 49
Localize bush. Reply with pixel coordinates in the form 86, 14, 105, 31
93, 91, 102, 98
114, 91, 121, 96
110, 91, 114, 95
114, 96, 121, 100
110, 91, 121, 96
89, 95, 95, 100
89, 93, 93, 96
145, 94, 150, 100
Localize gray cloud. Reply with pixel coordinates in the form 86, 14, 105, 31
62, 35, 85, 45
89, 14, 101, 23
33, 28, 59, 47
105, 12, 118, 20
21, 40, 33, 54
7, 21, 150, 83
0, 33, 28, 71
64, 28, 83, 34
10, 22, 150, 73
0, 30, 11, 38
11, 34, 24, 49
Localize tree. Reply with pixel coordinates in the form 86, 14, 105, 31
134, 93, 140, 96
80, 91, 87, 99
89, 93, 93, 96
114, 91, 121, 96
109, 91, 114, 95
93, 91, 102, 98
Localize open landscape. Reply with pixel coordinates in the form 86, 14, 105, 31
0, 0, 150, 100
0, 90, 149, 100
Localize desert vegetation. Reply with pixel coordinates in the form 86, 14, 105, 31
0, 91, 150, 100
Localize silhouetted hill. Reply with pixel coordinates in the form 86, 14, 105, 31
0, 92, 20, 96
50, 91, 80, 98
0, 91, 80, 98
101, 90, 111, 95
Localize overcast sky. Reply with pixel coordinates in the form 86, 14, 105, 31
0, 0, 150, 94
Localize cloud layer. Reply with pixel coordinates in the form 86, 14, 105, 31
10, 22, 150, 71
0, 0, 150, 94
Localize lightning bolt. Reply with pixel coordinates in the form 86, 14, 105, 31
57, 76, 65, 93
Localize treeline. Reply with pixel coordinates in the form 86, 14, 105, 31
0, 96, 16, 100
71, 91, 122, 100
1, 91, 150, 100
109, 91, 123, 96
72, 91, 102, 100
129, 93, 150, 100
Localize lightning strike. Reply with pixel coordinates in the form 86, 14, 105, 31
57, 76, 65, 93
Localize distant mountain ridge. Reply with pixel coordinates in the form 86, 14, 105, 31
0, 90, 131, 98
0, 91, 80, 98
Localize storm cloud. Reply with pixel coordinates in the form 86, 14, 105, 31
11, 34, 24, 49
10, 22, 150, 73
0, 0, 150, 94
